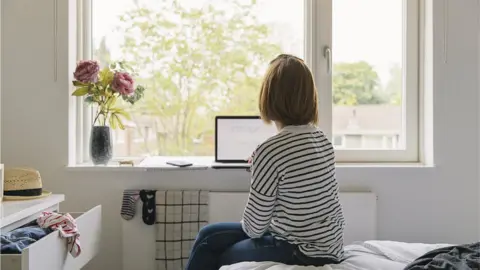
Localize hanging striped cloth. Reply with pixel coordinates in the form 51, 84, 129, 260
37, 212, 82, 258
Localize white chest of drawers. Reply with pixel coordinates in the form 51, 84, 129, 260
0, 195, 102, 270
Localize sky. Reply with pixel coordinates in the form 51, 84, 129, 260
92, 0, 402, 85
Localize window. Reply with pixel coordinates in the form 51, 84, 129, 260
328, 0, 419, 162
76, 0, 420, 163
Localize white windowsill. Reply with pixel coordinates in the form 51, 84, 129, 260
67, 156, 212, 171
65, 156, 433, 172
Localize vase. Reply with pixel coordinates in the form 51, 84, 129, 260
90, 126, 113, 165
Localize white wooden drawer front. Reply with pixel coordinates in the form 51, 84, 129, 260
1, 205, 102, 270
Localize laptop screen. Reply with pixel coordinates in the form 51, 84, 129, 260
215, 116, 278, 162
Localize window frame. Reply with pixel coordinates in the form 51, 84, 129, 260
76, 0, 94, 164
315, 0, 420, 163
75, 0, 421, 164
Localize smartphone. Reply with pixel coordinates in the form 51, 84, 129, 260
166, 160, 193, 167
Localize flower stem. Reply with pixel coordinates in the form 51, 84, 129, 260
93, 108, 101, 126
92, 90, 116, 127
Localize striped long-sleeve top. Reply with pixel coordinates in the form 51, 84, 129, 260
241, 124, 345, 261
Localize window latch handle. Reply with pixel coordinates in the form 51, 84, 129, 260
323, 46, 332, 75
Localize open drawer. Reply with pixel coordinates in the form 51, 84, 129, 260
1, 205, 102, 270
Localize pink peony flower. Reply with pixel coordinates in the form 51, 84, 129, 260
111, 72, 135, 95
73, 60, 100, 83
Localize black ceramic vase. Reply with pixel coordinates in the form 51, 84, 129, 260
90, 126, 113, 165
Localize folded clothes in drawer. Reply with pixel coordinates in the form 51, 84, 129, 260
0, 225, 52, 254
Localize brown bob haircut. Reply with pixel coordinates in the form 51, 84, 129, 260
259, 54, 319, 126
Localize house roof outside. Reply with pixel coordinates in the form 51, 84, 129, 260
121, 104, 403, 137
333, 105, 402, 136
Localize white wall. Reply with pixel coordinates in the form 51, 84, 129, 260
0, 0, 2, 163
477, 0, 480, 244
1, 1, 479, 270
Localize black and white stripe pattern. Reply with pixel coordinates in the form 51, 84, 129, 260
241, 125, 345, 261
120, 189, 140, 220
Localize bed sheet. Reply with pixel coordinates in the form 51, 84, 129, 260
219, 241, 452, 270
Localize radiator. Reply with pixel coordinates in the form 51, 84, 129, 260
122, 191, 377, 270
209, 192, 377, 245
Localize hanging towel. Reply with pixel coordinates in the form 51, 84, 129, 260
155, 190, 209, 270
37, 212, 82, 258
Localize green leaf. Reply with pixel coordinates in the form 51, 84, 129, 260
99, 67, 114, 86
89, 85, 101, 95
84, 96, 95, 104
106, 95, 117, 107
73, 81, 89, 87
72, 87, 89, 96
109, 113, 117, 129
112, 114, 125, 130
111, 108, 131, 120
122, 85, 146, 105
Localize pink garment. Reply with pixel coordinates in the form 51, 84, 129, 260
37, 212, 81, 258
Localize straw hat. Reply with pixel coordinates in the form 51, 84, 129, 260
3, 168, 51, 201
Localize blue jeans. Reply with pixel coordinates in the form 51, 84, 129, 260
1, 226, 51, 254
186, 222, 336, 270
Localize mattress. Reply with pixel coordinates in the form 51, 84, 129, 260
219, 241, 452, 270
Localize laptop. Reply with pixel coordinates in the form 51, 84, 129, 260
212, 116, 277, 169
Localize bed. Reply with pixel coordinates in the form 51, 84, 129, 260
219, 241, 452, 270
210, 193, 480, 270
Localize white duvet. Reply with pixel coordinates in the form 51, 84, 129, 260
220, 241, 452, 270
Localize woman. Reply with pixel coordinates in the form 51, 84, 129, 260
186, 54, 345, 270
